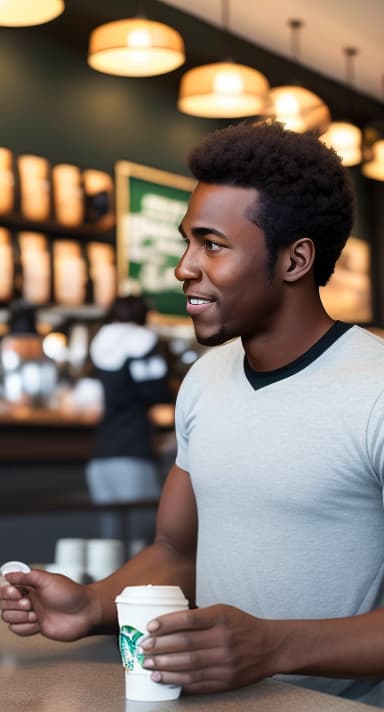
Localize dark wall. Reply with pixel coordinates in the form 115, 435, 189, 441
0, 0, 226, 175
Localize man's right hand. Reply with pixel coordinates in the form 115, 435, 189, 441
0, 569, 100, 641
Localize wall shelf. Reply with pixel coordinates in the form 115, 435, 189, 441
0, 212, 115, 242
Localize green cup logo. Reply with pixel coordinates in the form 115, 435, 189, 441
119, 625, 145, 671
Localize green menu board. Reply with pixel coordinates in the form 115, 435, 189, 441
116, 161, 195, 317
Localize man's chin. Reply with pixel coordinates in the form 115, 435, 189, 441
194, 328, 230, 347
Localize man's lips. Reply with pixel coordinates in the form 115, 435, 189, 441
185, 294, 215, 316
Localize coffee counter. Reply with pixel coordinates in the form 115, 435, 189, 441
0, 403, 174, 462
0, 404, 97, 463
0, 623, 379, 712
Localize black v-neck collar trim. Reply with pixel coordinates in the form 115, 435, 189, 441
244, 321, 353, 391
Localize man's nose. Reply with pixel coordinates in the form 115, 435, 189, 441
174, 244, 201, 282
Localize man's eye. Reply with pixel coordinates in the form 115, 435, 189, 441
205, 239, 221, 252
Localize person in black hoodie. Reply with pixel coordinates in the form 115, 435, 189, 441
85, 295, 173, 543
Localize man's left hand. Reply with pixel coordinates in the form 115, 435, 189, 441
140, 604, 282, 694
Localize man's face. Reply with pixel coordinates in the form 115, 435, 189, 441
175, 182, 287, 347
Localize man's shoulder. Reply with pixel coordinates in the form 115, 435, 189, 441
334, 327, 384, 392
347, 326, 384, 358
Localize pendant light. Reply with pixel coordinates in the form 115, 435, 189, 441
321, 121, 362, 167
362, 139, 384, 180
0, 0, 64, 26
265, 20, 330, 133
87, 13, 185, 77
177, 0, 269, 118
321, 48, 362, 166
362, 88, 384, 181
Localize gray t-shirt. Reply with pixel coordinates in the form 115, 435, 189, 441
175, 326, 384, 705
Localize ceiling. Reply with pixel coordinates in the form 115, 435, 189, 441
162, 0, 384, 104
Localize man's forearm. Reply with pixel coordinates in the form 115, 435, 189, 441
272, 608, 384, 679
86, 540, 195, 635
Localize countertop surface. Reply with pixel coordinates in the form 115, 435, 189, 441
0, 403, 99, 427
0, 623, 381, 712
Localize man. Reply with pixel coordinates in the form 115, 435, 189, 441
2, 122, 384, 705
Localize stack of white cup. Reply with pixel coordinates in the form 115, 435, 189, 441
45, 538, 125, 582
86, 539, 125, 581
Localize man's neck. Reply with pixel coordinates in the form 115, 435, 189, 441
243, 301, 335, 373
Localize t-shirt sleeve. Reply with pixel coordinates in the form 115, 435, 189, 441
366, 389, 384, 497
175, 376, 190, 472
174, 347, 215, 474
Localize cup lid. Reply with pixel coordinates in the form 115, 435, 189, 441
115, 584, 188, 606
1, 560, 31, 576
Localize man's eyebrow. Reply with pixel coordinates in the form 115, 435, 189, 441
178, 224, 227, 239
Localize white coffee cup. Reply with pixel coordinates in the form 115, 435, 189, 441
44, 562, 85, 583
86, 539, 125, 581
54, 538, 87, 568
115, 584, 189, 702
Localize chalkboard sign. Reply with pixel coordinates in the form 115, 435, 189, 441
116, 161, 195, 317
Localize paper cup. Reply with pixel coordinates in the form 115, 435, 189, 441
86, 539, 125, 581
115, 585, 189, 701
54, 538, 86, 568
44, 563, 85, 583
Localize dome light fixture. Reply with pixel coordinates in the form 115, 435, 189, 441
0, 0, 64, 27
178, 61, 269, 118
266, 84, 330, 133
265, 20, 330, 134
361, 100, 384, 181
177, 0, 269, 118
321, 121, 362, 167
362, 139, 384, 181
320, 48, 362, 166
88, 17, 185, 77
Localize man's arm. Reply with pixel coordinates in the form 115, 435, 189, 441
0, 465, 197, 641
90, 464, 197, 631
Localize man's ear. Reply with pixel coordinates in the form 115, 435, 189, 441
284, 238, 315, 282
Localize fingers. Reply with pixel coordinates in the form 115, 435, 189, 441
2, 599, 40, 635
147, 608, 210, 635
141, 605, 233, 656
3, 570, 45, 590
1, 591, 36, 631
0, 583, 27, 603
139, 605, 254, 695
1, 593, 32, 612
1, 583, 33, 628
141, 639, 235, 693
147, 665, 232, 692
1, 581, 35, 632
8, 622, 41, 637
2, 609, 37, 624
141, 626, 220, 656
143, 646, 228, 672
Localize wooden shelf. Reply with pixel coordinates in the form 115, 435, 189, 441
0, 404, 100, 427
0, 212, 115, 241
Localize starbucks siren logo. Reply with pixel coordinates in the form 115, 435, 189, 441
119, 625, 145, 671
